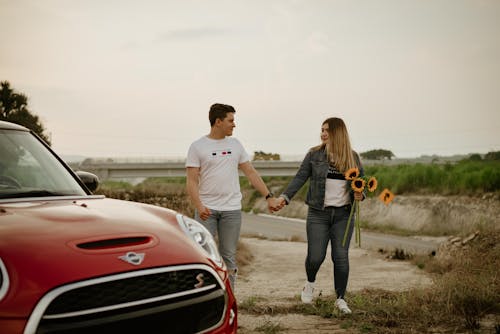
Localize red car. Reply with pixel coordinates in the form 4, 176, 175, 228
0, 120, 237, 334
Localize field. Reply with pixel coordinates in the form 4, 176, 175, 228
95, 160, 499, 333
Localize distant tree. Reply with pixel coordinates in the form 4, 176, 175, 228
467, 153, 483, 161
0, 81, 51, 145
360, 149, 395, 160
253, 151, 281, 161
484, 151, 500, 161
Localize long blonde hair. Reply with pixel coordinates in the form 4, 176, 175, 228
314, 117, 358, 173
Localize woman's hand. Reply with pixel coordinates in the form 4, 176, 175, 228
268, 197, 286, 212
354, 191, 363, 201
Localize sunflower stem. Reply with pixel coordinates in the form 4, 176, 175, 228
342, 200, 356, 247
356, 201, 361, 247
354, 201, 359, 245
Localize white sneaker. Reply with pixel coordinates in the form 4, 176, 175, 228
301, 281, 315, 303
335, 298, 352, 314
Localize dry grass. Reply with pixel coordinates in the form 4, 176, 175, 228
239, 229, 500, 333
95, 181, 194, 217
98, 180, 499, 333
236, 239, 254, 276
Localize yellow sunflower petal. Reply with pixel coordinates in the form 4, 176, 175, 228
367, 177, 378, 192
378, 188, 395, 205
351, 178, 365, 192
345, 167, 359, 180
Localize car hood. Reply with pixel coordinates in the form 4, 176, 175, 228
0, 197, 212, 315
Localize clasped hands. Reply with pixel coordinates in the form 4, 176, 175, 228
266, 196, 286, 213
267, 191, 363, 213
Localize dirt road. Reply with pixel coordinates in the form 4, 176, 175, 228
234, 195, 498, 333
235, 237, 434, 333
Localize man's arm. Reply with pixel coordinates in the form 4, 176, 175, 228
186, 167, 211, 220
239, 161, 281, 212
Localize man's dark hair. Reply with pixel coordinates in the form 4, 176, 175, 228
209, 103, 235, 126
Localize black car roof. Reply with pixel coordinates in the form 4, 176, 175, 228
0, 120, 29, 131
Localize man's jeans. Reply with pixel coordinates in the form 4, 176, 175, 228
305, 205, 354, 299
195, 209, 242, 288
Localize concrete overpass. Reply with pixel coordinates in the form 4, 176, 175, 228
69, 156, 446, 183
70, 160, 302, 182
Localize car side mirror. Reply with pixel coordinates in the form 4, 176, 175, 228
75, 171, 99, 193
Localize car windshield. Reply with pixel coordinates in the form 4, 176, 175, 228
0, 128, 87, 199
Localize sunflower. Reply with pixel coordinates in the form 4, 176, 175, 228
367, 177, 378, 192
344, 167, 359, 180
379, 188, 395, 205
351, 178, 365, 192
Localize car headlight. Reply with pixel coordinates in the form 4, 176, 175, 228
176, 214, 223, 267
0, 258, 10, 301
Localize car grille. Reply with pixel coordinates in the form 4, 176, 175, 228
27, 265, 227, 334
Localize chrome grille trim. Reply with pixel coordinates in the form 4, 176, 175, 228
43, 284, 216, 319
0, 258, 10, 301
23, 264, 226, 334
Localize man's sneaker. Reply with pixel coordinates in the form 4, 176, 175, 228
335, 298, 352, 314
301, 281, 315, 303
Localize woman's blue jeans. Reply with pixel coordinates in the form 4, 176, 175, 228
195, 209, 242, 288
305, 205, 354, 299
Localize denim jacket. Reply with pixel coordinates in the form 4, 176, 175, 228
280, 146, 364, 211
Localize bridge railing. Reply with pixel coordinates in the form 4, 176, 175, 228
69, 160, 302, 182
69, 156, 452, 183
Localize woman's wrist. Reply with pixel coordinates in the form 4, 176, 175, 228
279, 194, 290, 205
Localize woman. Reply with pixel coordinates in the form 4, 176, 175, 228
276, 117, 363, 314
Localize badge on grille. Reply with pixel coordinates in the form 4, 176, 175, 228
118, 252, 145, 265
195, 273, 205, 288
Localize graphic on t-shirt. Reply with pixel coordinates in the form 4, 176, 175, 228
211, 149, 233, 157
327, 165, 346, 180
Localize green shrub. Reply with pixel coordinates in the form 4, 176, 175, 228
365, 160, 500, 195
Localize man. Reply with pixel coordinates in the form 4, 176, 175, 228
186, 103, 279, 288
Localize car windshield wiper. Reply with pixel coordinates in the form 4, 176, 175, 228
0, 190, 73, 199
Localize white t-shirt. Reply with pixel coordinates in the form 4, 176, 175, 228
186, 136, 250, 211
324, 165, 351, 207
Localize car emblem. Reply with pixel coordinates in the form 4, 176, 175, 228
119, 252, 145, 266
194, 273, 205, 288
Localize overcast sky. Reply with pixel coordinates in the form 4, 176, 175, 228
1, 0, 499, 160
